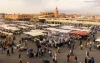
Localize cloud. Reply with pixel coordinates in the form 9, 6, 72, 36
43, 0, 95, 10
0, 0, 100, 14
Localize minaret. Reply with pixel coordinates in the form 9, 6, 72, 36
54, 7, 59, 18
86, 12, 89, 19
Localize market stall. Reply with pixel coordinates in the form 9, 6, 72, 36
0, 30, 13, 35
45, 28, 72, 34
23, 30, 46, 41
60, 26, 74, 30
47, 24, 60, 27
0, 24, 20, 34
39, 24, 49, 28
69, 30, 89, 39
69, 30, 88, 36
45, 28, 60, 32
18, 26, 28, 29
95, 38, 100, 50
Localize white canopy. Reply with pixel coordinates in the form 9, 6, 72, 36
60, 26, 74, 30
24, 30, 45, 36
25, 25, 35, 27
81, 29, 90, 32
0, 25, 19, 31
45, 28, 71, 33
3, 27, 19, 31
58, 29, 72, 33
30, 30, 45, 32
0, 24, 19, 31
39, 24, 48, 27
20, 24, 28, 26
96, 38, 100, 42
18, 26, 28, 29
9, 24, 16, 26
61, 26, 90, 32
47, 24, 60, 26
0, 24, 8, 27
0, 30, 13, 35
45, 28, 60, 32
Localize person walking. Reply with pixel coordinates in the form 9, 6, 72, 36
19, 59, 22, 63
52, 56, 55, 63
7, 49, 10, 56
48, 50, 52, 57
26, 60, 29, 63
57, 47, 60, 53
86, 51, 89, 57
75, 56, 77, 63
80, 44, 83, 50
54, 56, 57, 63
85, 57, 87, 63
11, 47, 14, 54
67, 54, 70, 62
19, 53, 21, 59
89, 44, 92, 51
69, 55, 72, 61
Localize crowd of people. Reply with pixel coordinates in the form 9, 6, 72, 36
0, 22, 100, 63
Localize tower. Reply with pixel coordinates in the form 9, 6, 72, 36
54, 7, 59, 18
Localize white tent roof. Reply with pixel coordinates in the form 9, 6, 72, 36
30, 30, 45, 32
0, 24, 8, 27
46, 28, 72, 33
96, 38, 100, 42
61, 26, 90, 32
9, 24, 16, 26
18, 26, 27, 29
47, 24, 60, 26
0, 30, 13, 35
26, 25, 35, 27
58, 29, 72, 33
3, 27, 19, 31
0, 24, 19, 31
20, 24, 28, 26
24, 30, 45, 36
39, 24, 48, 27
81, 29, 90, 32
60, 26, 74, 30
46, 28, 60, 31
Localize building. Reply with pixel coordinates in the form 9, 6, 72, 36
38, 7, 59, 18
39, 12, 54, 18
54, 7, 59, 18
0, 13, 5, 21
4, 14, 33, 21
59, 13, 66, 18
66, 14, 79, 18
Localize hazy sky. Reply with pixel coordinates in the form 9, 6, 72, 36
0, 0, 100, 14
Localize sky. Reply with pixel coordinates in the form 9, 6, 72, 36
0, 0, 100, 14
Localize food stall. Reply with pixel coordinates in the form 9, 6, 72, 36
95, 38, 100, 50
24, 30, 46, 40
47, 24, 60, 27
69, 30, 88, 39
